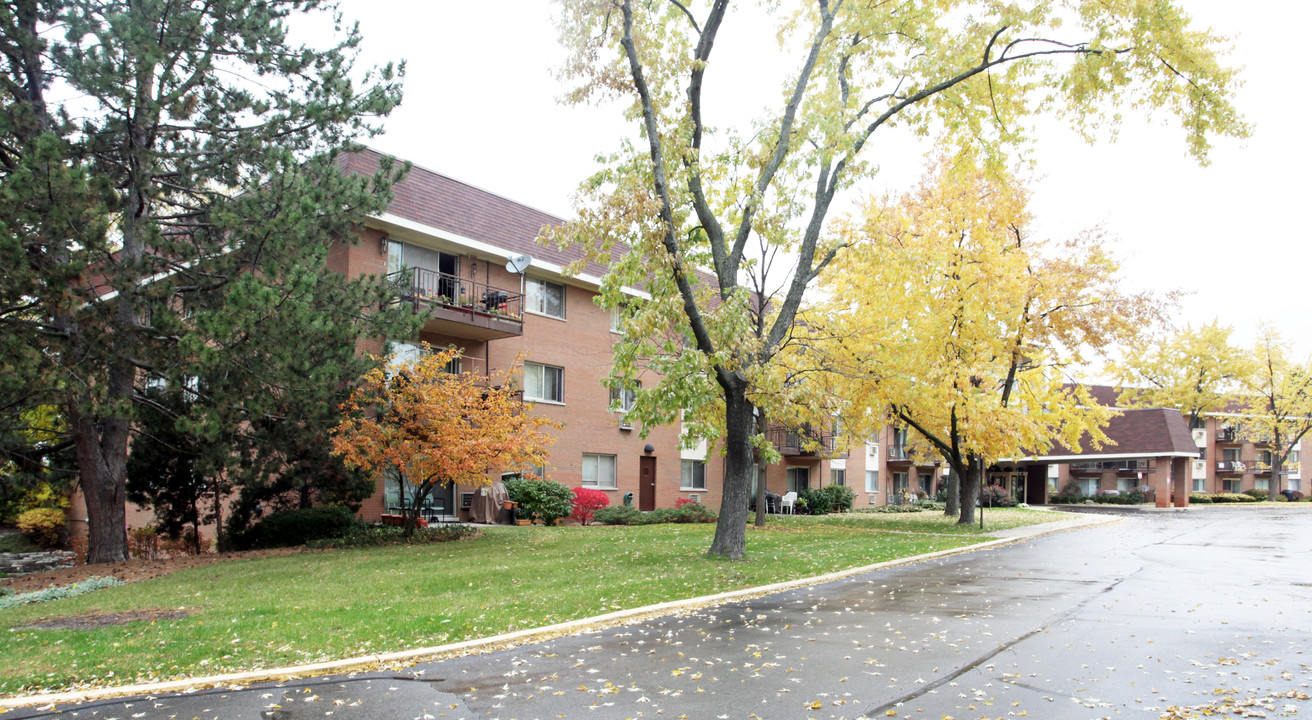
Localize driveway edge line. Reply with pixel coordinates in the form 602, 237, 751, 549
0, 513, 1119, 710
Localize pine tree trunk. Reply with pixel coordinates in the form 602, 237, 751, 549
709, 384, 753, 559
72, 391, 130, 564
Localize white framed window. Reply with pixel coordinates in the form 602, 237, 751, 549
1117, 477, 1137, 493
865, 442, 879, 462
1193, 478, 1206, 492
865, 470, 879, 493
524, 362, 563, 403
1290, 478, 1302, 492
609, 383, 639, 412
1254, 477, 1270, 491
831, 469, 846, 487
610, 304, 627, 333
582, 453, 616, 489
1222, 478, 1240, 493
1078, 477, 1099, 496
526, 277, 565, 319
681, 460, 706, 490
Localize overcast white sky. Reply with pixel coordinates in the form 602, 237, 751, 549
335, 0, 1310, 361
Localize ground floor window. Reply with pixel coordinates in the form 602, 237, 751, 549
1222, 478, 1240, 493
1117, 477, 1137, 493
831, 468, 846, 487
1289, 478, 1302, 492
582, 453, 617, 489
681, 459, 706, 490
892, 471, 909, 495
865, 470, 879, 493
786, 467, 810, 493
1193, 478, 1206, 492
1078, 477, 1099, 496
918, 472, 934, 495
1253, 477, 1270, 491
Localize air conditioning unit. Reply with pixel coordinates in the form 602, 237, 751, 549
1191, 429, 1207, 447
868, 494, 878, 504
618, 418, 633, 431
1192, 460, 1206, 479
687, 494, 701, 504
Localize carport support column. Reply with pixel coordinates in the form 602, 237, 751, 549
1172, 457, 1191, 508
1153, 461, 1172, 508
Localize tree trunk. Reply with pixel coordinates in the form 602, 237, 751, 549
709, 384, 754, 559
944, 468, 960, 517
72, 393, 130, 564
957, 456, 982, 526
754, 409, 767, 528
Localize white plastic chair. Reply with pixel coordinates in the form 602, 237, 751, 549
780, 491, 798, 514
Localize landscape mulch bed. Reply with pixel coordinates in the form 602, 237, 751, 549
0, 546, 309, 594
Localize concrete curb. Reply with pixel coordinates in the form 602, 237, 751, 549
0, 512, 1119, 710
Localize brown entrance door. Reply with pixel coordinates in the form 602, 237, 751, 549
639, 456, 657, 511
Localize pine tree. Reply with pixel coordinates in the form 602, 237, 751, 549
1, 0, 409, 562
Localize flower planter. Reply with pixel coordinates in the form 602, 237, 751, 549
515, 518, 531, 526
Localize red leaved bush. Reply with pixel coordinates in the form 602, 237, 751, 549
571, 487, 610, 525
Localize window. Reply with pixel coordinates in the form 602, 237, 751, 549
892, 471, 909, 494
1223, 447, 1241, 463
1078, 477, 1099, 496
865, 442, 879, 461
786, 467, 810, 493
582, 453, 616, 489
831, 469, 846, 487
526, 278, 565, 319
681, 460, 706, 490
1257, 450, 1273, 467
1117, 477, 1137, 492
610, 304, 628, 333
609, 383, 639, 413
890, 427, 909, 459
1222, 478, 1240, 493
1254, 477, 1270, 491
1290, 478, 1302, 492
865, 470, 879, 493
524, 362, 563, 403
1193, 477, 1206, 493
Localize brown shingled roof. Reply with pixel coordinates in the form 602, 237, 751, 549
339, 149, 617, 279
1039, 408, 1198, 459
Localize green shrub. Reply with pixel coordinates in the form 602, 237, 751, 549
593, 503, 717, 526
1273, 492, 1289, 502
308, 523, 478, 549
504, 477, 574, 526
1049, 494, 1084, 504
798, 488, 833, 515
1208, 492, 1257, 504
1189, 492, 1213, 504
1242, 489, 1268, 501
821, 485, 857, 513
16, 507, 65, 548
917, 500, 946, 511
229, 505, 356, 550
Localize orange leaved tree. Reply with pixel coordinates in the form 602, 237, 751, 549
332, 346, 558, 535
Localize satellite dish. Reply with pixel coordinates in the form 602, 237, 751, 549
506, 253, 533, 274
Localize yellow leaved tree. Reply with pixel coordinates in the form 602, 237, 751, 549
545, 0, 1245, 556
1242, 327, 1312, 499
819, 160, 1161, 523
332, 347, 558, 535
1111, 321, 1253, 427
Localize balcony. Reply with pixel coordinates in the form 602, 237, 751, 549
390, 267, 523, 341
767, 425, 837, 458
887, 445, 914, 465
1216, 460, 1246, 473
1216, 427, 1239, 443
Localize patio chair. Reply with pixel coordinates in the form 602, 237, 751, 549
780, 491, 798, 514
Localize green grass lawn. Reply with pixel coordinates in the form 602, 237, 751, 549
0, 508, 1060, 697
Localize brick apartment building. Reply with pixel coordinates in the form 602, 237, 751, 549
101, 152, 1300, 533
331, 150, 950, 520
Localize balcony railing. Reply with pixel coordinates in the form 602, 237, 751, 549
1216, 460, 1246, 473
390, 267, 524, 340
1216, 427, 1239, 443
766, 425, 837, 457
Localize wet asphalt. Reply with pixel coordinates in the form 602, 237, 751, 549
7, 506, 1312, 720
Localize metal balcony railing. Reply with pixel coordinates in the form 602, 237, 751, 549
766, 425, 837, 457
390, 267, 524, 324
